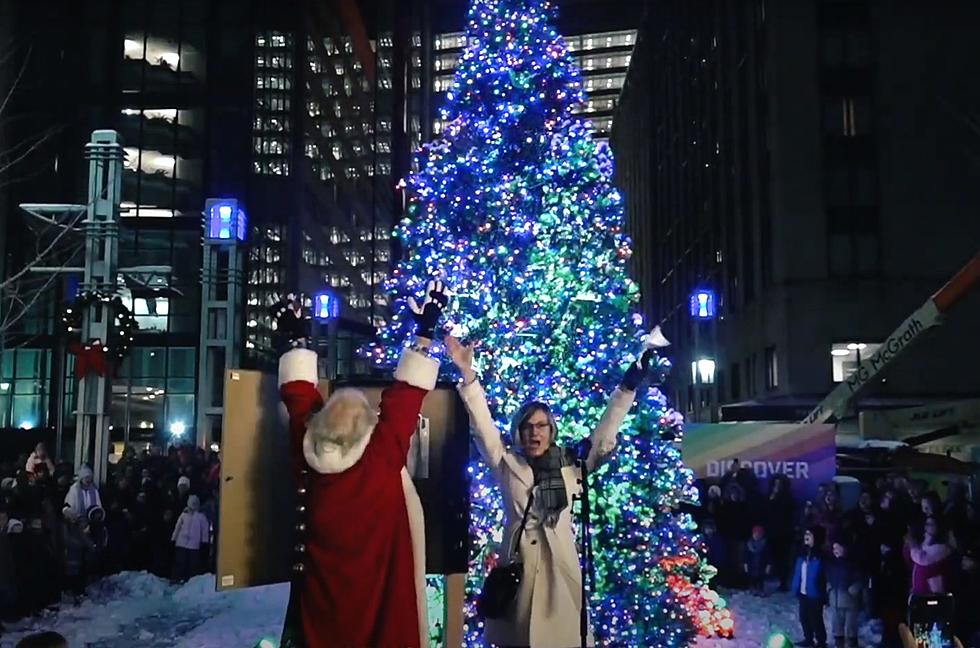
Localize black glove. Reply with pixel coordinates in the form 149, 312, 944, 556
621, 348, 656, 391
270, 293, 311, 348
408, 280, 449, 339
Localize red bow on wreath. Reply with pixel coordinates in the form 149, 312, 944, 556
68, 340, 110, 379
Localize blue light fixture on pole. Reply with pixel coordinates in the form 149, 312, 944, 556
313, 290, 341, 379
689, 287, 718, 422
689, 288, 717, 320
313, 292, 341, 321
205, 199, 247, 242
197, 198, 247, 447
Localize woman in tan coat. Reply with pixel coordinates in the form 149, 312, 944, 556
446, 333, 660, 648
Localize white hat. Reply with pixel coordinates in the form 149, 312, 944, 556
0, 477, 14, 491
177, 476, 191, 488
6, 519, 23, 534
78, 465, 94, 480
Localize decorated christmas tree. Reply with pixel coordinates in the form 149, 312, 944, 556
592, 392, 735, 645
366, 0, 732, 644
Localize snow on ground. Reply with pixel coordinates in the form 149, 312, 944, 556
1, 573, 884, 647
0, 572, 289, 648
695, 589, 883, 648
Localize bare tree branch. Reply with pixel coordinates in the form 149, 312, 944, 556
0, 205, 86, 290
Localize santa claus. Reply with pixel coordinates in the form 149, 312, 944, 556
276, 281, 448, 648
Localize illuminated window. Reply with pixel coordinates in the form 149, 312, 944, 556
831, 342, 882, 382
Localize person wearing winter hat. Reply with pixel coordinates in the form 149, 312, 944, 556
276, 282, 447, 648
62, 466, 101, 521
176, 475, 192, 510
171, 494, 209, 583
744, 524, 774, 595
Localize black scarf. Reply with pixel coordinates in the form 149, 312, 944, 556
526, 446, 574, 527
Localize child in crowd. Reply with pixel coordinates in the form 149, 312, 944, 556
702, 519, 729, 586
791, 527, 828, 648
171, 494, 209, 583
744, 524, 773, 595
62, 509, 95, 602
826, 537, 866, 648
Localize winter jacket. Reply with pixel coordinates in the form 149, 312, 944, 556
63, 523, 96, 577
63, 482, 102, 520
171, 510, 210, 550
745, 537, 772, 578
825, 557, 865, 609
906, 542, 955, 595
458, 377, 631, 648
792, 550, 826, 601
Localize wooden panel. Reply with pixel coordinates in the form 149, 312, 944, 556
217, 371, 470, 591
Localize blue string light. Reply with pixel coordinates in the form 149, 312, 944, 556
364, 0, 732, 644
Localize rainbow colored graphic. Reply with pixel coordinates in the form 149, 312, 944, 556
683, 423, 836, 500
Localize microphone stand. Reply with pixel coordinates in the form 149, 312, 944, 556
577, 454, 595, 648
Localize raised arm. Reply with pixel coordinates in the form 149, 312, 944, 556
278, 346, 324, 481
586, 386, 634, 472
446, 336, 506, 470
374, 280, 447, 467
374, 339, 440, 467
587, 327, 670, 471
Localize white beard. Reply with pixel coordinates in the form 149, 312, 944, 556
303, 425, 374, 474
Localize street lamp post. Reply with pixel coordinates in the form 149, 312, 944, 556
195, 199, 247, 448
313, 291, 341, 379
690, 288, 719, 423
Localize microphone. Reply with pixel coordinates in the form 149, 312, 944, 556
566, 438, 592, 464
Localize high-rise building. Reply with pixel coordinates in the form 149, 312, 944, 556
0, 0, 645, 455
613, 0, 980, 426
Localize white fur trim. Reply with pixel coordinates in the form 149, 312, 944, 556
303, 427, 372, 474
278, 348, 318, 387
401, 468, 428, 647
394, 348, 439, 391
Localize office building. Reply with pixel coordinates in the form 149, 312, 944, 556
0, 0, 645, 456
612, 0, 980, 426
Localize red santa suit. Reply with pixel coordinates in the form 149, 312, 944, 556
279, 346, 434, 648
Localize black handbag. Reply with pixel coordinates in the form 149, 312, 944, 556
477, 492, 534, 619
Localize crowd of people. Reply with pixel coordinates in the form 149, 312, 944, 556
0, 441, 221, 631
697, 463, 980, 648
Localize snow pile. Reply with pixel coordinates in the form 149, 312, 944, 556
0, 573, 288, 648
695, 590, 883, 648
1, 574, 888, 647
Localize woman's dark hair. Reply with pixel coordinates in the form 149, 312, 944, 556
511, 401, 558, 448
803, 525, 825, 550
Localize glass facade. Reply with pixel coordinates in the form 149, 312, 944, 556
109, 347, 196, 443
253, 31, 294, 176
432, 29, 635, 141
0, 350, 52, 430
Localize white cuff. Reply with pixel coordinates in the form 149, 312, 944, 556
394, 347, 440, 391
278, 348, 318, 387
